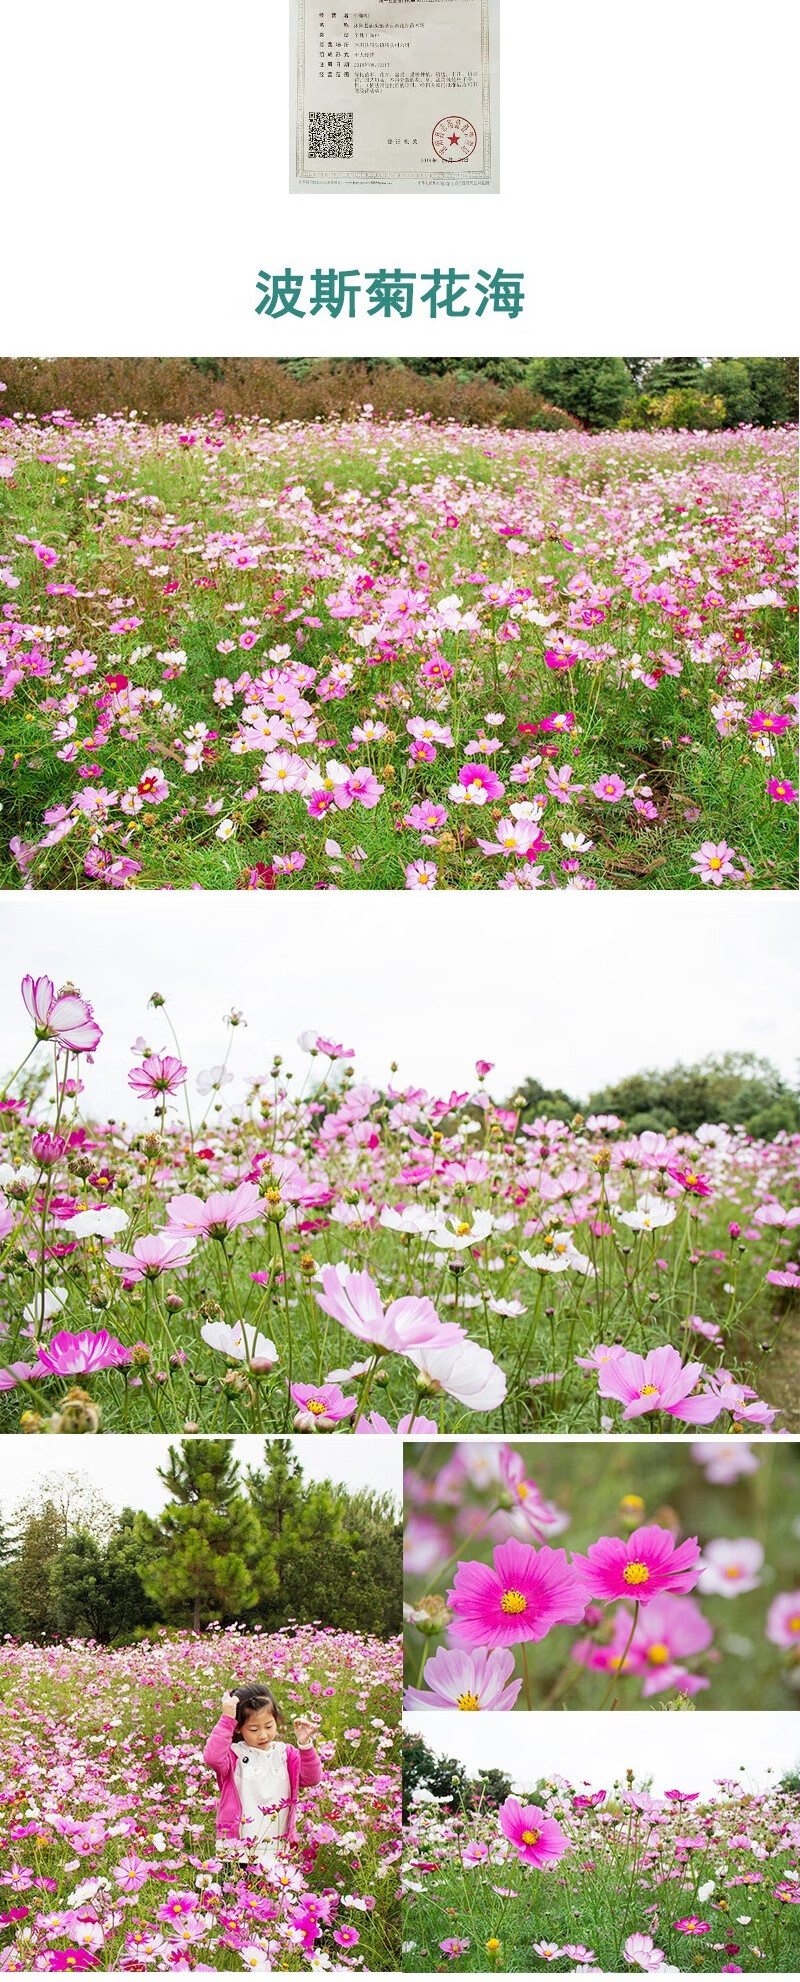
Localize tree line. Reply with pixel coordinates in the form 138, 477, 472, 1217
512, 1051, 800, 1141
0, 1440, 401, 1645
1, 355, 795, 431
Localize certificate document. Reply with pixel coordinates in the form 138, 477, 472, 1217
291, 0, 499, 193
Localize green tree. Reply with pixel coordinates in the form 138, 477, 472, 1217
640, 357, 705, 396
513, 1075, 581, 1128
12, 1500, 66, 1641
473, 1766, 514, 1809
135, 1440, 264, 1631
49, 1512, 156, 1644
401, 1731, 471, 1820
525, 357, 635, 429
247, 1444, 400, 1637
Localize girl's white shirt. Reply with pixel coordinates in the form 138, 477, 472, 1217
233, 1738, 291, 1844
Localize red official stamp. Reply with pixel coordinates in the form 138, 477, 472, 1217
432, 115, 478, 162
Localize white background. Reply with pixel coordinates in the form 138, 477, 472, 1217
0, 1431, 401, 1518
2, 0, 798, 354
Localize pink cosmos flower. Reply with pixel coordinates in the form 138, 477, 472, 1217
765, 1591, 800, 1647
624, 1934, 666, 1970
448, 1536, 588, 1649
570, 1525, 702, 1605
690, 840, 738, 886
697, 1537, 764, 1597
403, 1645, 522, 1713
315, 1265, 453, 1356
674, 1916, 709, 1935
405, 859, 438, 890
477, 817, 544, 858
21, 974, 102, 1056
585, 1592, 713, 1697
596, 1345, 721, 1424
166, 1180, 261, 1238
667, 1164, 712, 1196
36, 1328, 130, 1376
128, 1053, 187, 1099
107, 1230, 197, 1282
455, 763, 505, 804
592, 774, 627, 802
291, 1382, 356, 1429
767, 777, 798, 803
498, 1796, 570, 1868
355, 1409, 439, 1434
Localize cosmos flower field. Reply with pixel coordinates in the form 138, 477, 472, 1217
0, 412, 797, 893
401, 1773, 800, 1973
0, 1624, 401, 1972
1, 975, 799, 1435
403, 1439, 800, 1712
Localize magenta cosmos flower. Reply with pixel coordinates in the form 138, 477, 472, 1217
765, 1590, 800, 1647
570, 1525, 702, 1605
291, 1382, 356, 1429
107, 1230, 197, 1282
36, 1328, 129, 1376
404, 1645, 522, 1713
498, 1796, 570, 1868
166, 1180, 261, 1238
596, 1345, 721, 1424
21, 974, 102, 1056
128, 1053, 187, 1099
448, 1536, 588, 1649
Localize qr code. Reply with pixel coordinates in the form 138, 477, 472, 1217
308, 111, 354, 159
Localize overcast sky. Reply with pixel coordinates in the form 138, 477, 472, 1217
402, 1711, 797, 1798
0, 1433, 401, 1522
1, 894, 796, 1120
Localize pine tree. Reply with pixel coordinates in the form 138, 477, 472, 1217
135, 1439, 265, 1630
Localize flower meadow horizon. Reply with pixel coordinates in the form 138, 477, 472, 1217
0, 972, 797, 1434
402, 1770, 800, 1973
1, 413, 796, 892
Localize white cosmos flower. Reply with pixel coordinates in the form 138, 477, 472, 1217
196, 1065, 234, 1095
615, 1195, 678, 1232
429, 1209, 495, 1251
521, 1233, 596, 1276
379, 1204, 437, 1236
22, 1285, 68, 1326
201, 1320, 278, 1368
406, 1334, 507, 1411
67, 1207, 129, 1240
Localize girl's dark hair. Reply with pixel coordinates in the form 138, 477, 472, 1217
233, 1685, 282, 1734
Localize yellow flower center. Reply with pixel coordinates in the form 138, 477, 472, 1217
520, 1829, 541, 1845
789, 1616, 800, 1633
623, 1561, 650, 1586
308, 1400, 327, 1415
639, 1384, 659, 1396
500, 1588, 528, 1614
456, 1222, 471, 1235
709, 857, 722, 869
487, 1939, 501, 1953
647, 1642, 670, 1665
724, 1565, 742, 1579
516, 1482, 529, 1500
456, 1692, 481, 1711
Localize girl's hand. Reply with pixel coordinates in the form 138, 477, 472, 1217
294, 1717, 315, 1748
221, 1690, 240, 1716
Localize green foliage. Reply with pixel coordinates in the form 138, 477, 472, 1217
401, 1730, 472, 1820
620, 388, 728, 431
0, 1439, 402, 1645
49, 1520, 157, 1643
586, 1051, 800, 1135
525, 356, 636, 429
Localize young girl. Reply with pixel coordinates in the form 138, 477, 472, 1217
204, 1685, 323, 1867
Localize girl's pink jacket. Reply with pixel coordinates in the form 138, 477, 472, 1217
203, 1714, 323, 1841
